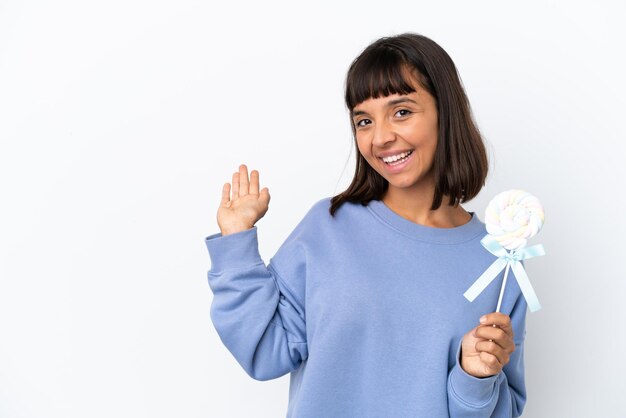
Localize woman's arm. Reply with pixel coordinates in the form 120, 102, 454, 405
205, 225, 308, 381
206, 163, 308, 380
447, 295, 528, 417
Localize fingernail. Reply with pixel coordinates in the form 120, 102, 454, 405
480, 316, 487, 324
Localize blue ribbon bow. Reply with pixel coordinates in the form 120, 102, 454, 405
463, 234, 546, 312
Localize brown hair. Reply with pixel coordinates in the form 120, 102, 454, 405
329, 33, 488, 216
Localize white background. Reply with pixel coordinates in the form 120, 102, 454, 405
1, 1, 625, 417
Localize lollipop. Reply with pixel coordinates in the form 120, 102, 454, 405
485, 189, 544, 250
463, 189, 546, 312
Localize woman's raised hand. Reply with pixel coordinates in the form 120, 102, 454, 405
217, 164, 270, 236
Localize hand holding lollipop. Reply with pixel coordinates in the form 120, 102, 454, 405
464, 189, 546, 312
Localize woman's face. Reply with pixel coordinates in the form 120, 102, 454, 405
352, 76, 439, 194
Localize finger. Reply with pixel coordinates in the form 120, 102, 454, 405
475, 325, 507, 341
480, 312, 511, 328
259, 187, 270, 207
221, 183, 231, 207
480, 313, 513, 337
479, 351, 502, 373
232, 172, 239, 199
239, 164, 249, 197
474, 326, 514, 351
249, 169, 260, 195
475, 340, 510, 365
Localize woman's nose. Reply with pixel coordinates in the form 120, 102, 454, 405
372, 120, 397, 147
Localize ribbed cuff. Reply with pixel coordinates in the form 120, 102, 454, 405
205, 226, 263, 271
448, 338, 499, 407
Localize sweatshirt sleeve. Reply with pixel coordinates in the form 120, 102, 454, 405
205, 220, 310, 381
447, 293, 528, 417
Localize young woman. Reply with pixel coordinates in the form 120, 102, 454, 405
205, 33, 526, 417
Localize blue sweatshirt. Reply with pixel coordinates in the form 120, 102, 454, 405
205, 197, 527, 418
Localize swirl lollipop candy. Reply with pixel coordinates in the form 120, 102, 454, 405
463, 189, 547, 313
485, 189, 544, 250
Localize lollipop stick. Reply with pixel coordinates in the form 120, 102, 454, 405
495, 260, 511, 313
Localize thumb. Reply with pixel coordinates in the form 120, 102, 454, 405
259, 187, 270, 206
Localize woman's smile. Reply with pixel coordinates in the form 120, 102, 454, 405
379, 149, 415, 173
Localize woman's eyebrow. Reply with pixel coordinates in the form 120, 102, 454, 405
386, 97, 418, 107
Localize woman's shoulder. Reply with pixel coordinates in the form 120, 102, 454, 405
299, 197, 334, 227
306, 196, 370, 221
280, 197, 369, 251
293, 196, 368, 231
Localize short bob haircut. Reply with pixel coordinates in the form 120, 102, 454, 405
329, 33, 488, 216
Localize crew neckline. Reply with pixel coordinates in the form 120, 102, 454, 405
366, 199, 486, 244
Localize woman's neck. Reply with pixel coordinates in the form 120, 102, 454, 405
381, 184, 471, 229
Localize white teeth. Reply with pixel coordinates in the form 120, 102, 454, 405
382, 150, 412, 163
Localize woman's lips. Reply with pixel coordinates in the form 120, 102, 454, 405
380, 151, 414, 173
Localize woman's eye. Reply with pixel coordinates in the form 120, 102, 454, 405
356, 119, 371, 128
395, 109, 411, 117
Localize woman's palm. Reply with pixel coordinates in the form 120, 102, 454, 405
217, 164, 270, 235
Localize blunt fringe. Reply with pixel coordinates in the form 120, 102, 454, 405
329, 33, 488, 217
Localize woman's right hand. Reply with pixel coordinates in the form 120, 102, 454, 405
217, 164, 270, 236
